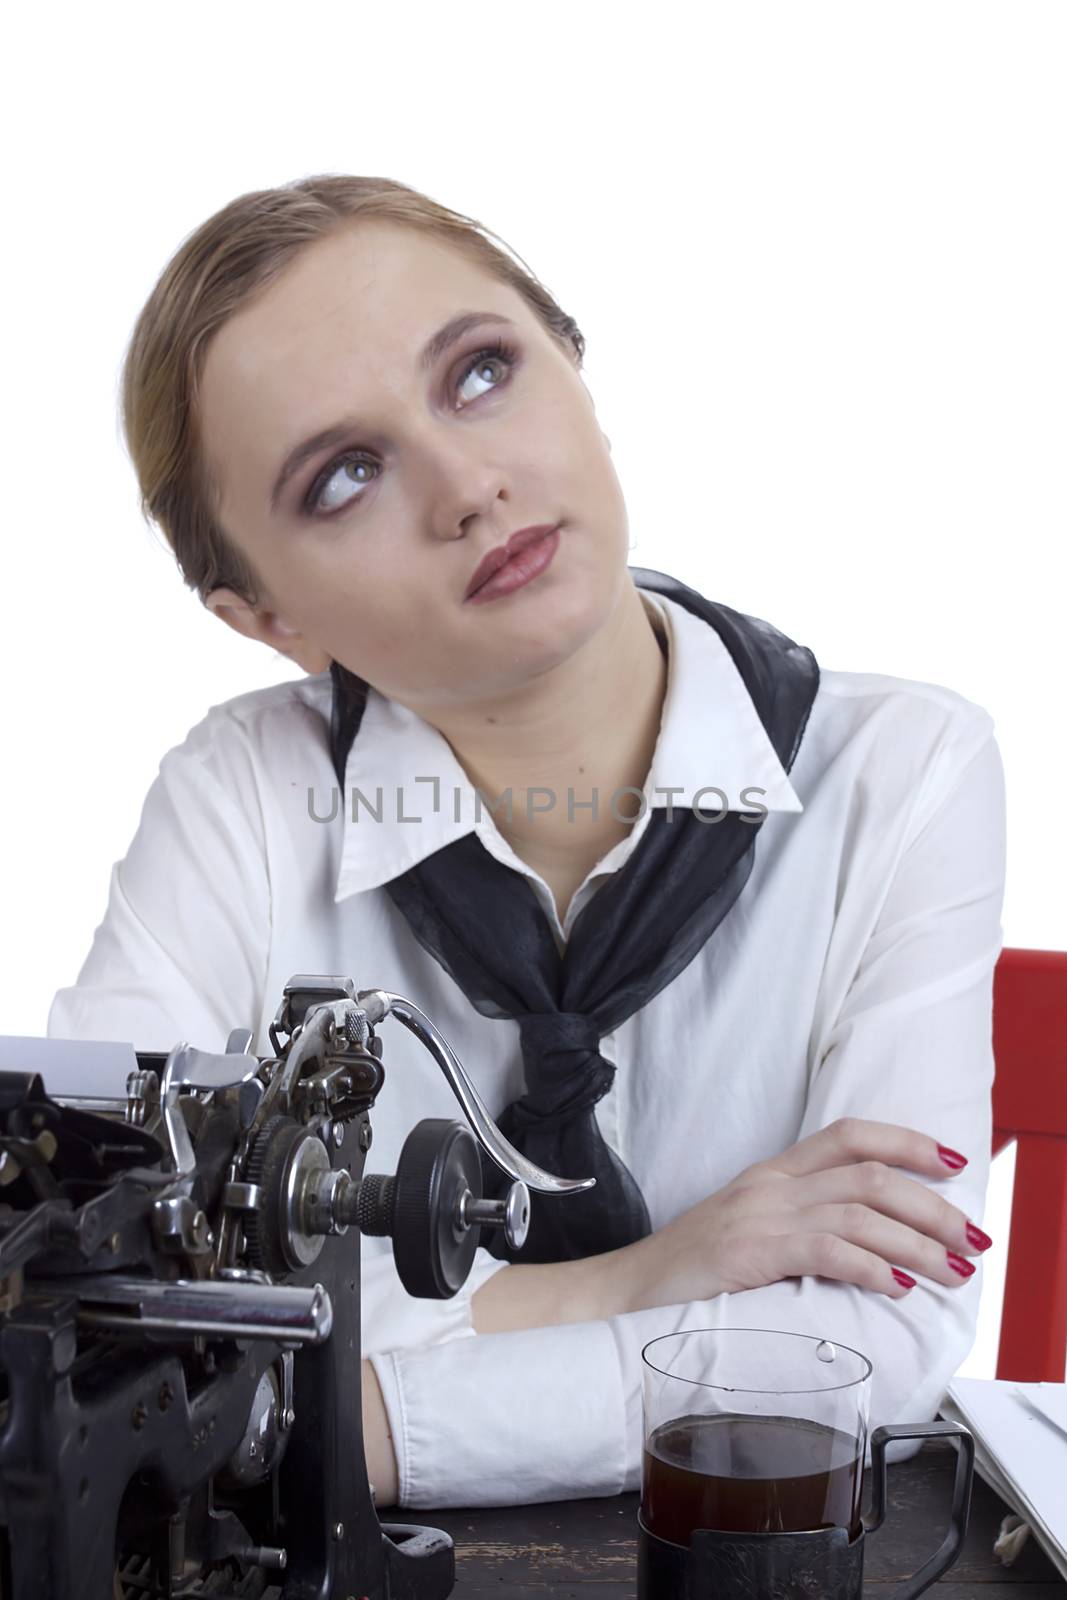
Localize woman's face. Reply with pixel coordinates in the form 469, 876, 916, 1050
199, 220, 631, 714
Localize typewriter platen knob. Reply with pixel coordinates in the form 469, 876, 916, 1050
389, 1119, 484, 1299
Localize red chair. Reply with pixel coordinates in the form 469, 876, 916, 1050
991, 946, 1067, 1381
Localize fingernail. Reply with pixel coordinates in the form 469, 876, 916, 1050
965, 1222, 993, 1252
892, 1269, 917, 1290
937, 1144, 968, 1170
947, 1251, 976, 1278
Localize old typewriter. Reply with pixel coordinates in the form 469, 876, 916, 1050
0, 974, 594, 1598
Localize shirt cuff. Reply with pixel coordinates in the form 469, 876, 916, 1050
368, 1317, 628, 1509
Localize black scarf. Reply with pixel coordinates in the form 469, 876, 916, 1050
328, 568, 819, 1263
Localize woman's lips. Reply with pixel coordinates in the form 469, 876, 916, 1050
464, 526, 561, 604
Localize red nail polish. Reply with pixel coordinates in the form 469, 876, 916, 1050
937, 1144, 968, 1170
892, 1269, 917, 1290
947, 1251, 976, 1278
965, 1222, 993, 1252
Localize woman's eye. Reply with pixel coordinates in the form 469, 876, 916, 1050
304, 340, 518, 516
310, 456, 379, 516
455, 347, 511, 406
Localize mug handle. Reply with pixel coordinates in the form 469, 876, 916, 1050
863, 1421, 975, 1599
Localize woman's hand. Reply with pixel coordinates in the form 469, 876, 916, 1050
616, 1116, 991, 1314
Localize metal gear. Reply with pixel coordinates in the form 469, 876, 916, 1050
242, 1114, 306, 1276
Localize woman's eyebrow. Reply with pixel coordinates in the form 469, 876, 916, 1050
268, 310, 517, 511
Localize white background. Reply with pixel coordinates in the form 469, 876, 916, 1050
1, 1, 1063, 1381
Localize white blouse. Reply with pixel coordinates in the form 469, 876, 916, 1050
47, 583, 1007, 1510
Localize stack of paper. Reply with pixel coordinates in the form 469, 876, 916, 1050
940, 1376, 1067, 1580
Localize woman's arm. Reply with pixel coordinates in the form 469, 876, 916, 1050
47, 712, 270, 1053
365, 720, 1006, 1508
470, 1245, 636, 1334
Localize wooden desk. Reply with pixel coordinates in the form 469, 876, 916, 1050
387, 1437, 1065, 1596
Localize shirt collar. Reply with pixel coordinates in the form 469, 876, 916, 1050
334, 586, 804, 902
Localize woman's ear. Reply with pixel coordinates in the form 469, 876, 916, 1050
204, 587, 333, 675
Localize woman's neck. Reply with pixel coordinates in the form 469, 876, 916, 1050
426, 582, 669, 882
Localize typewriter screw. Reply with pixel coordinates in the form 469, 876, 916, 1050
332, 1522, 344, 1541
358, 1120, 373, 1153
331, 1120, 345, 1148
131, 1401, 148, 1431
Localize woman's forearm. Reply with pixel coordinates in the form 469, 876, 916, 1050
470, 1245, 636, 1334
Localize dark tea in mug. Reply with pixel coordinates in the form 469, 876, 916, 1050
641, 1410, 864, 1545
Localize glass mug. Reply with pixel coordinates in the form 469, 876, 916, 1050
638, 1328, 975, 1600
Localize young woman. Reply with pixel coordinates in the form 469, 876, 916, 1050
48, 174, 1006, 1511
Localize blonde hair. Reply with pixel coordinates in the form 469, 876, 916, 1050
120, 173, 586, 609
